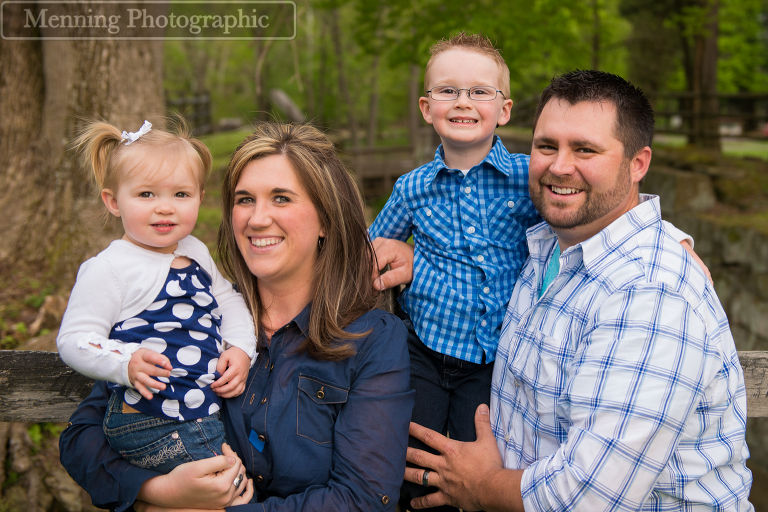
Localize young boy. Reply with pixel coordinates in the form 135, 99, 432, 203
369, 34, 699, 511
368, 32, 540, 511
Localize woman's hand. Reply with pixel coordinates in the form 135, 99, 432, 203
133, 478, 254, 512
137, 443, 252, 509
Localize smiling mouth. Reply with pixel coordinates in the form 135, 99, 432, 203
450, 119, 478, 124
250, 237, 282, 247
549, 186, 581, 195
152, 223, 176, 228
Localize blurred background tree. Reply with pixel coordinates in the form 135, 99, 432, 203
2, 0, 768, 279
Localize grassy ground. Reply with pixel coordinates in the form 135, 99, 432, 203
655, 134, 768, 160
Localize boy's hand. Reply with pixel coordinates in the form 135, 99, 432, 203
211, 346, 249, 398
680, 240, 712, 284
372, 237, 414, 291
128, 348, 172, 400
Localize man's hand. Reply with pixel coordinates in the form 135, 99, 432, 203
680, 240, 712, 284
211, 346, 250, 398
128, 348, 172, 400
371, 237, 414, 291
137, 443, 252, 510
404, 405, 524, 512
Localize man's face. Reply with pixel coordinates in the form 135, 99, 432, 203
529, 99, 647, 248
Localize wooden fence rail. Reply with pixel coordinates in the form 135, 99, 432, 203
1, 350, 768, 423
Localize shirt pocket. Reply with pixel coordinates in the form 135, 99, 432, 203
512, 327, 567, 422
296, 375, 349, 444
486, 196, 533, 248
412, 202, 456, 249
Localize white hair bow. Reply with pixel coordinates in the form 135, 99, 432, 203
121, 120, 152, 145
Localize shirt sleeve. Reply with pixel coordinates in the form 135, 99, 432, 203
661, 220, 693, 248
368, 178, 414, 242
59, 381, 161, 512
56, 258, 142, 387
204, 253, 257, 364
520, 286, 717, 511
229, 314, 415, 512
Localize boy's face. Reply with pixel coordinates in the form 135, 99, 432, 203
420, 49, 512, 155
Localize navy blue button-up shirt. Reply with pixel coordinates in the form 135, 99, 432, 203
59, 306, 413, 511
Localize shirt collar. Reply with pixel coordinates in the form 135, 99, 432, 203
425, 135, 512, 183
259, 302, 312, 351
526, 194, 661, 272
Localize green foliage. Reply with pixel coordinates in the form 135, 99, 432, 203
23, 285, 53, 309
162, 0, 768, 147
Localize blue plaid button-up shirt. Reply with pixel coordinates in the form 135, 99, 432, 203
369, 137, 541, 363
492, 196, 752, 511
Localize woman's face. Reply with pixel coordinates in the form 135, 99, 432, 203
232, 154, 325, 291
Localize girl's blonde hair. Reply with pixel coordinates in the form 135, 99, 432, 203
218, 122, 381, 361
73, 118, 213, 207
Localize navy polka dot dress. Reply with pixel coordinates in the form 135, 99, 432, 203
109, 263, 223, 421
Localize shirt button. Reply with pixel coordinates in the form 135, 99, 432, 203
464, 186, 471, 194
316, 389, 325, 399
514, 379, 521, 388
260, 397, 267, 404
481, 320, 487, 327
477, 255, 485, 263
426, 209, 432, 216
507, 200, 515, 208
467, 226, 475, 234
483, 286, 490, 294
382, 496, 390, 505
258, 434, 266, 442
256, 475, 264, 482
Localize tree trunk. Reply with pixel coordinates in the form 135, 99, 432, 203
408, 63, 422, 164
0, 1, 165, 285
330, 8, 359, 149
680, 0, 721, 152
591, 0, 601, 70
367, 55, 381, 148
689, 0, 720, 151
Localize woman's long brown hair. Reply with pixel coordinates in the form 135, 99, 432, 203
217, 123, 381, 361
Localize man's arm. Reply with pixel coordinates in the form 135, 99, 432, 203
372, 237, 414, 291
404, 405, 525, 512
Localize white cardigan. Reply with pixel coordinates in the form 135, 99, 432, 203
57, 236, 256, 388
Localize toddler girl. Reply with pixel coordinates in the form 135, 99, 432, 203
57, 120, 256, 473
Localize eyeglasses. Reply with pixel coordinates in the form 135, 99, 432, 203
426, 86, 506, 101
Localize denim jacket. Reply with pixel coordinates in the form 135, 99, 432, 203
59, 306, 414, 511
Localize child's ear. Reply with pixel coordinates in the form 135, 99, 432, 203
419, 97, 434, 125
101, 189, 121, 217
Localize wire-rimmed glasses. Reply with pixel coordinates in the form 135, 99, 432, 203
426, 86, 505, 101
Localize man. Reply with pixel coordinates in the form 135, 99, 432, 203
398, 70, 753, 511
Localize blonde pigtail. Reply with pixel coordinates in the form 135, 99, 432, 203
73, 121, 124, 190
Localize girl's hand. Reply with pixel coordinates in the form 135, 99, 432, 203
137, 443, 251, 509
128, 348, 172, 400
211, 346, 250, 398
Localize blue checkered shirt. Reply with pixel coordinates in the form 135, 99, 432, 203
369, 137, 541, 363
492, 195, 752, 511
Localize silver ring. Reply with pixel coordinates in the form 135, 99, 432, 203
233, 473, 244, 488
422, 469, 430, 487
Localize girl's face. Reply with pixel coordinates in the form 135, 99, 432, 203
102, 161, 203, 254
231, 154, 325, 291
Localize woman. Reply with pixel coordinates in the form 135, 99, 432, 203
59, 123, 414, 511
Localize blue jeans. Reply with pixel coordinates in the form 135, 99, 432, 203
104, 391, 226, 474
398, 313, 494, 512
